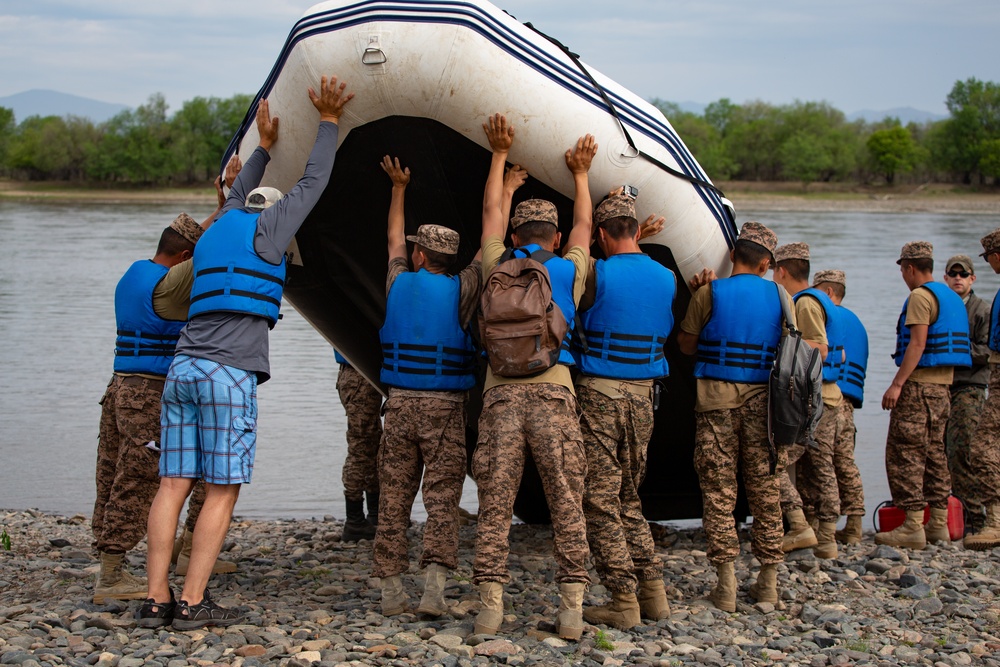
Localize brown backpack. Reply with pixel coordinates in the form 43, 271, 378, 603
480, 248, 568, 377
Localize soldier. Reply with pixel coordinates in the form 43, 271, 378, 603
334, 349, 382, 541
472, 113, 596, 640
771, 243, 843, 559
676, 222, 793, 612
877, 241, 971, 550
941, 256, 991, 533
573, 192, 676, 630
963, 229, 1000, 550
373, 156, 482, 617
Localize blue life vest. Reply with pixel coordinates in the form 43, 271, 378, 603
113, 260, 186, 376
893, 282, 971, 368
793, 288, 846, 384
836, 305, 869, 408
188, 209, 285, 326
990, 291, 1000, 353
575, 253, 676, 380
334, 349, 348, 365
507, 244, 577, 366
379, 269, 476, 390
695, 274, 783, 384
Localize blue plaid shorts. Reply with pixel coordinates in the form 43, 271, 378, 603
159, 354, 258, 485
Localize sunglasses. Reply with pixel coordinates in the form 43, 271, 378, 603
947, 270, 971, 278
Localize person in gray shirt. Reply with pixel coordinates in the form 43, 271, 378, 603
140, 74, 355, 630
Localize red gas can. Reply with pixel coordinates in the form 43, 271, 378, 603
875, 496, 964, 541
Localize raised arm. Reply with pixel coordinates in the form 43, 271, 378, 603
202, 155, 243, 228
482, 113, 515, 244
564, 134, 598, 253
500, 165, 528, 239
380, 156, 411, 262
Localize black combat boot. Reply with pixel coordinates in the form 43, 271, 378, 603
366, 491, 380, 527
343, 497, 376, 541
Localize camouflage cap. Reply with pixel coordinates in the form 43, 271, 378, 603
594, 193, 637, 226
773, 242, 810, 263
169, 212, 203, 245
980, 228, 1000, 258
511, 199, 558, 229
945, 254, 974, 274
737, 221, 777, 255
406, 224, 459, 255
245, 186, 283, 211
812, 269, 846, 287
897, 240, 933, 264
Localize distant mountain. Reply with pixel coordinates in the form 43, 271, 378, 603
0, 89, 129, 124
847, 107, 948, 125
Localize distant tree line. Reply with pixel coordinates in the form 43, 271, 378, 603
0, 79, 998, 187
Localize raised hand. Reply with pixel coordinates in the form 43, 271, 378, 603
565, 134, 598, 174
483, 113, 515, 154
256, 99, 279, 151
380, 155, 411, 188
308, 75, 355, 123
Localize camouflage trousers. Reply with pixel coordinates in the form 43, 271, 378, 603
780, 399, 840, 522
946, 385, 987, 526
694, 391, 787, 566
372, 392, 467, 578
337, 364, 383, 502
798, 401, 865, 517
577, 385, 661, 594
965, 365, 1000, 508
885, 381, 951, 511
472, 383, 589, 585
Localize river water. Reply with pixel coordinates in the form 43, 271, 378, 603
0, 201, 997, 524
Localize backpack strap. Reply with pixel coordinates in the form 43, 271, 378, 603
528, 248, 558, 264
774, 283, 799, 335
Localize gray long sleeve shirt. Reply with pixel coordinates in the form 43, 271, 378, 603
174, 121, 340, 382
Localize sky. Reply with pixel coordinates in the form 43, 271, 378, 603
1, 0, 998, 116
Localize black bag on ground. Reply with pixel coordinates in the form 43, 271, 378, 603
768, 284, 823, 448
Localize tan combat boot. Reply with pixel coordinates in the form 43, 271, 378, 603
964, 503, 1000, 550
782, 509, 818, 552
925, 507, 951, 544
813, 521, 839, 559
415, 563, 449, 617
748, 563, 779, 604
379, 574, 409, 616
93, 551, 147, 604
637, 579, 671, 620
174, 527, 238, 575
556, 582, 586, 640
835, 515, 863, 544
583, 590, 641, 630
874, 509, 926, 549
474, 582, 504, 635
708, 561, 737, 612
804, 510, 819, 533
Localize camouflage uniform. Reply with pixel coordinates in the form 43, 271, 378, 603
578, 384, 661, 593
797, 400, 865, 518
337, 363, 383, 503
694, 392, 788, 565
372, 392, 467, 578
886, 381, 952, 511
781, 407, 841, 521
965, 365, 1000, 511
473, 383, 590, 584
946, 385, 987, 525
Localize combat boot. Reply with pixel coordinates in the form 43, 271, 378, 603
804, 510, 819, 533
416, 563, 449, 617
964, 503, 1000, 550
874, 509, 926, 549
813, 521, 839, 559
583, 590, 641, 630
93, 551, 147, 604
379, 574, 409, 616
708, 561, 736, 612
782, 509, 818, 552
174, 527, 238, 575
474, 582, 504, 635
342, 497, 376, 541
366, 491, 380, 527
637, 578, 671, 620
748, 563, 779, 604
556, 582, 586, 640
925, 507, 951, 544
835, 515, 863, 544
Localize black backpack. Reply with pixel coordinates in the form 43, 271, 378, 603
768, 284, 824, 448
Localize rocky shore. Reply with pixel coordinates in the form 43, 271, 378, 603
1, 509, 999, 667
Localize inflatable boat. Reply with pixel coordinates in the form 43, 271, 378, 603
221, 0, 739, 521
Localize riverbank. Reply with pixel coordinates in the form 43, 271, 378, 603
2, 510, 999, 666
2, 180, 999, 214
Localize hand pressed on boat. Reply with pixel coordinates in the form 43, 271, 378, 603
483, 113, 514, 154
639, 214, 665, 240
256, 99, 279, 152
309, 75, 354, 124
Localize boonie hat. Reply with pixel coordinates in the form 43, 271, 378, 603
737, 221, 777, 255
774, 242, 810, 263
897, 240, 933, 264
406, 224, 460, 255
812, 269, 846, 287
511, 199, 558, 229
245, 186, 283, 211
980, 228, 1000, 258
945, 255, 975, 274
169, 212, 203, 245
594, 194, 637, 226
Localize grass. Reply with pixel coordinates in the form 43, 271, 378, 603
1, 528, 10, 551
846, 639, 870, 653
593, 629, 615, 652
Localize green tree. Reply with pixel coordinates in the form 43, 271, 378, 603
651, 100, 735, 180
866, 125, 917, 184
0, 106, 14, 172
7, 116, 73, 179
931, 78, 1000, 183
92, 94, 176, 184
779, 131, 834, 183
